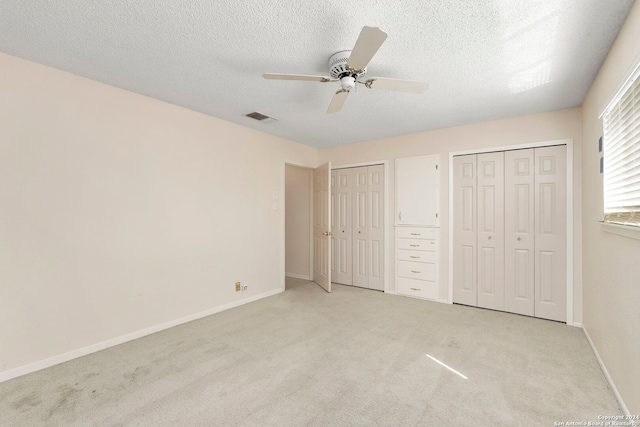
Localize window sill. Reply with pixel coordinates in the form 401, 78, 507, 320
599, 221, 640, 241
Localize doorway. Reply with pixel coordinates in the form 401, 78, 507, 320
284, 164, 313, 290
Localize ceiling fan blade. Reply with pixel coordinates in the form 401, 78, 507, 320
347, 26, 388, 72
327, 90, 349, 114
364, 78, 429, 94
262, 73, 332, 82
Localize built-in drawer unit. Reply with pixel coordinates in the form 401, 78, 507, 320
397, 277, 438, 300
397, 238, 437, 252
395, 226, 439, 301
397, 250, 436, 264
396, 227, 437, 240
397, 261, 436, 281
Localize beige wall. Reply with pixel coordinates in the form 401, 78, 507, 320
581, 1, 640, 414
285, 165, 311, 279
0, 53, 317, 376
319, 108, 583, 322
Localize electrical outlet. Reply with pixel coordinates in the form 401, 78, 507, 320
235, 282, 241, 292
241, 281, 248, 291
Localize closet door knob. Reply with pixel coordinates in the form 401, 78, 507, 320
517, 237, 521, 241
488, 236, 492, 240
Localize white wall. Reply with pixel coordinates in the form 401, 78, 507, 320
0, 53, 317, 377
581, 0, 640, 414
318, 108, 583, 322
285, 165, 311, 279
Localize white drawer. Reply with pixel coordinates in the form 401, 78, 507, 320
397, 227, 437, 239
397, 238, 437, 251
397, 261, 436, 281
397, 277, 438, 300
397, 250, 436, 264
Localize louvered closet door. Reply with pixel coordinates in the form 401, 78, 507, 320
505, 149, 535, 316
331, 169, 353, 285
453, 155, 478, 306
367, 165, 384, 291
534, 145, 566, 322
476, 152, 505, 311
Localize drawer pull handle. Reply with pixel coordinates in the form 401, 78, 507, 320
410, 233, 421, 236
410, 244, 420, 247
410, 256, 420, 259
410, 287, 421, 291
430, 242, 435, 244
411, 270, 421, 274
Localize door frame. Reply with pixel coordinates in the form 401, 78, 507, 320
331, 160, 390, 293
447, 138, 576, 326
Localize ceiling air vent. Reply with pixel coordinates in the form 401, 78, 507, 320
245, 112, 278, 123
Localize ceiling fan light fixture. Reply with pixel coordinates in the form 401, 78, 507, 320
340, 76, 356, 91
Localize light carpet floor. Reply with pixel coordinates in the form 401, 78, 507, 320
0, 278, 621, 426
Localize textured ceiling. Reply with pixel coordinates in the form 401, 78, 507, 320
0, 0, 635, 148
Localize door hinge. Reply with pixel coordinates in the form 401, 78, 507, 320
436, 164, 438, 170
436, 213, 438, 218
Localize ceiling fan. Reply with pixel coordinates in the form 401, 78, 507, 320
262, 26, 428, 114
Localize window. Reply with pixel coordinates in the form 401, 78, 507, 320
602, 61, 640, 227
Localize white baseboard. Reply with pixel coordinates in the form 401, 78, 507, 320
582, 326, 630, 415
0, 288, 283, 384
285, 273, 311, 280
437, 298, 452, 304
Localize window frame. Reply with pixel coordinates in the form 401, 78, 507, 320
600, 55, 640, 231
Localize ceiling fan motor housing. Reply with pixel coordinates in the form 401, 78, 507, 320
329, 50, 367, 80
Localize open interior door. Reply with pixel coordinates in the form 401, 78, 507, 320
313, 162, 331, 292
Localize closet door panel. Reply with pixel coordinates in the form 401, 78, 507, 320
505, 149, 535, 316
331, 172, 337, 279
353, 169, 369, 288
534, 146, 566, 322
453, 155, 477, 306
367, 165, 384, 291
476, 152, 505, 311
331, 170, 353, 285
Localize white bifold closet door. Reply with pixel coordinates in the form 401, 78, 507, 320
331, 169, 352, 286
533, 146, 567, 322
453, 145, 567, 322
452, 155, 477, 306
330, 165, 384, 290
477, 152, 505, 311
504, 149, 535, 316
